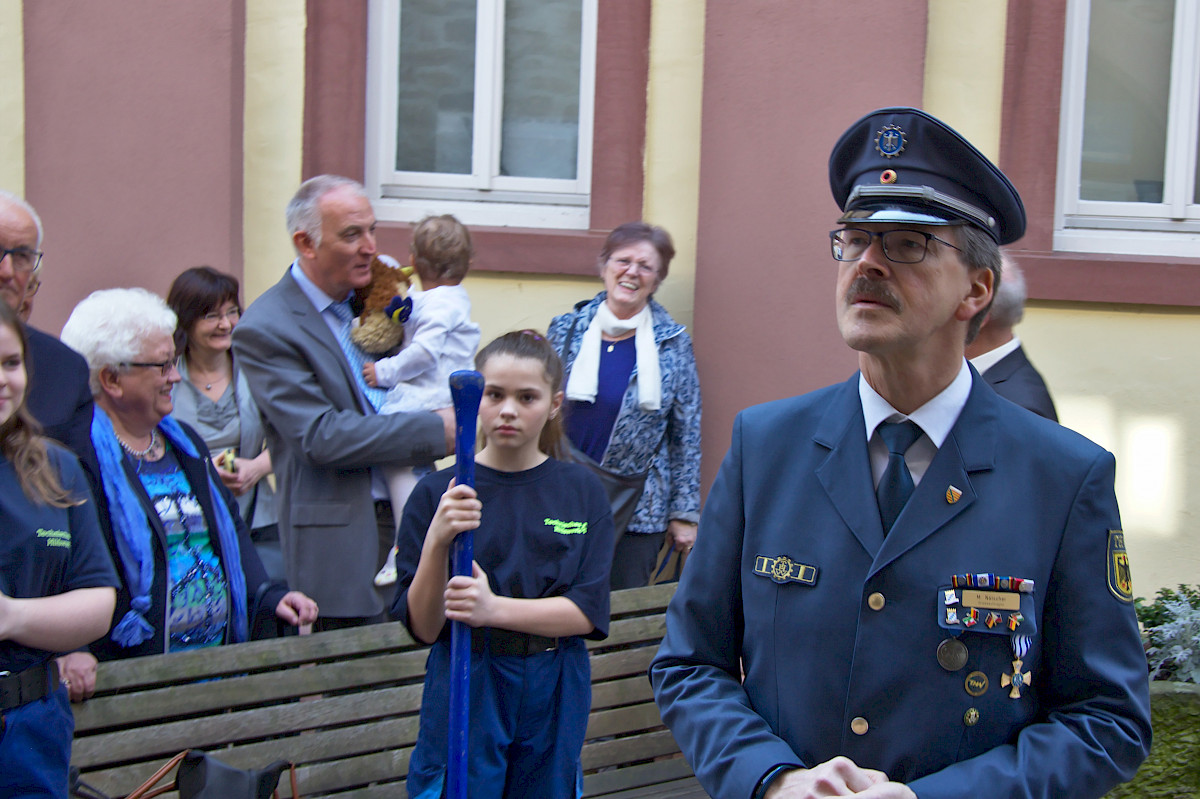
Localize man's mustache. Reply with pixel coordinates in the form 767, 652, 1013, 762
845, 277, 901, 311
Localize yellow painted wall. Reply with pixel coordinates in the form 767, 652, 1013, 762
1021, 305, 1200, 595
924, 1, 1196, 595
242, 0, 306, 302
923, 0, 1008, 160
643, 0, 705, 330
0, 0, 25, 195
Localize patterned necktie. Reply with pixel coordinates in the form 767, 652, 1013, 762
328, 300, 387, 411
876, 420, 923, 533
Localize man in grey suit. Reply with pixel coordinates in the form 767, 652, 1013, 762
233, 175, 454, 629
965, 255, 1058, 421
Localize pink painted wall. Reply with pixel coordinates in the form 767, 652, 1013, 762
692, 2, 929, 490
22, 1, 246, 335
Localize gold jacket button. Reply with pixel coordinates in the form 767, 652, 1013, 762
851, 717, 869, 735
964, 707, 981, 727
867, 592, 886, 611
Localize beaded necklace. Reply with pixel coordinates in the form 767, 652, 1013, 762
116, 428, 158, 459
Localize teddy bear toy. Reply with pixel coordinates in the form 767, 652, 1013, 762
351, 254, 414, 355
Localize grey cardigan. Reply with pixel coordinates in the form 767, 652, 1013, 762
171, 355, 277, 531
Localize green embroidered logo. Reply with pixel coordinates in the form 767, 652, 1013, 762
544, 518, 588, 536
37, 529, 72, 549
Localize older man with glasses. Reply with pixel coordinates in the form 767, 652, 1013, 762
0, 191, 99, 495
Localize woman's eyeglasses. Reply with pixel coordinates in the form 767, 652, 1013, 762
202, 307, 241, 323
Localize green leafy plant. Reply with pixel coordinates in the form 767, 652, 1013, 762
1135, 584, 1200, 683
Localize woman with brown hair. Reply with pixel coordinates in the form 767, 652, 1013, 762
0, 300, 118, 796
167, 267, 278, 574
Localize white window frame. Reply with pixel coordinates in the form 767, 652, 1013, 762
1055, 0, 1200, 257
365, 0, 597, 229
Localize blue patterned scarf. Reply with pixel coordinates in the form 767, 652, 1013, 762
91, 407, 249, 647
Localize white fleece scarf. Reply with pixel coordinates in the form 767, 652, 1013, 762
566, 301, 661, 411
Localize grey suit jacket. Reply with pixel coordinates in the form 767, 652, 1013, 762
232, 267, 445, 617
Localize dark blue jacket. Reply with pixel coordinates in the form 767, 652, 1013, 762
651, 370, 1150, 799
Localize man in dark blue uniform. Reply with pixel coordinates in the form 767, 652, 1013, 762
650, 108, 1151, 799
0, 191, 99, 492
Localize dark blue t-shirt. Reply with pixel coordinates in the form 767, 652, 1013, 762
0, 444, 119, 672
391, 458, 614, 641
565, 336, 635, 463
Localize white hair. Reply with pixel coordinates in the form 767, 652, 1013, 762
990, 253, 1027, 328
285, 175, 367, 250
0, 190, 45, 249
61, 288, 178, 395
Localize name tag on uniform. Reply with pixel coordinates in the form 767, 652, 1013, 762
961, 590, 1020, 611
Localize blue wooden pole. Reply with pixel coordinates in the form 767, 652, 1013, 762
446, 369, 484, 799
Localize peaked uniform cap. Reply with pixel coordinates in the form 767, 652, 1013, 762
829, 107, 1026, 245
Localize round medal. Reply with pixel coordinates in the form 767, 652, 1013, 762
936, 638, 968, 671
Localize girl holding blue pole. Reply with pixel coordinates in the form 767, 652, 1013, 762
393, 330, 614, 799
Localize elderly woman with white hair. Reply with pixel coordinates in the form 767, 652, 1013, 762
56, 289, 317, 692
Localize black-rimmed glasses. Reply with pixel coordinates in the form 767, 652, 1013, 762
0, 246, 44, 274
829, 228, 962, 264
121, 359, 179, 377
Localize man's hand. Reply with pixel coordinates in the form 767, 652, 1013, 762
275, 591, 320, 626
765, 758, 915, 798
55, 651, 100, 703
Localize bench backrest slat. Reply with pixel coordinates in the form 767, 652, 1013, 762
71, 584, 706, 798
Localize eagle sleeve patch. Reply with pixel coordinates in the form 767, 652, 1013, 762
1107, 530, 1134, 603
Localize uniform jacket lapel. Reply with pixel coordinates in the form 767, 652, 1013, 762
814, 372, 1001, 572
815, 376, 887, 557
874, 372, 999, 574
278, 271, 367, 408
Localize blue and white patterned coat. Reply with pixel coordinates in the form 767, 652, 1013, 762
548, 292, 702, 534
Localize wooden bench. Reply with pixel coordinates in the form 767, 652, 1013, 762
70, 583, 708, 798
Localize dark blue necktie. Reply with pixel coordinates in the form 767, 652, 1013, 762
876, 420, 923, 533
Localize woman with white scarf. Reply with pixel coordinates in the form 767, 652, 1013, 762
548, 223, 702, 589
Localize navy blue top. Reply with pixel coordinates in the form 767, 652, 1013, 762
565, 336, 636, 463
0, 445, 119, 672
391, 458, 614, 641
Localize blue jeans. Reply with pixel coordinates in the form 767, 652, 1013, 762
0, 684, 73, 798
407, 637, 588, 799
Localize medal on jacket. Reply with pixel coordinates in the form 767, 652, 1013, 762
939, 575, 1037, 699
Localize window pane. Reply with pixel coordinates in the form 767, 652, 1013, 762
395, 0, 476, 174
500, 0, 582, 179
1195, 101, 1200, 205
1080, 0, 1174, 202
